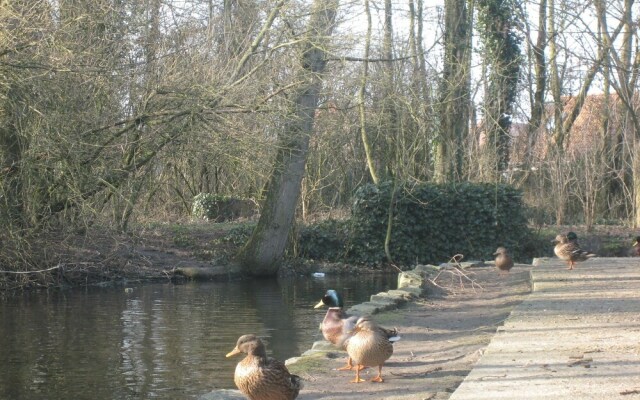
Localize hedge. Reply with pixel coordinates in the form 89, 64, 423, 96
298, 181, 532, 267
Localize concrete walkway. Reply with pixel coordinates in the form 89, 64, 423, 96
449, 257, 640, 400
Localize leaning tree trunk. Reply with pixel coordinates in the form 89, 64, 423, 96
238, 0, 339, 276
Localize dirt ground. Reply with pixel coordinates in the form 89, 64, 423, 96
3, 219, 638, 292
287, 266, 534, 400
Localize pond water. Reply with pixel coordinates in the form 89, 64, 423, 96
0, 273, 397, 400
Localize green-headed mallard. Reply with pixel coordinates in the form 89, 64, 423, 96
226, 334, 302, 400
632, 236, 640, 256
552, 234, 596, 270
566, 231, 579, 244
493, 246, 514, 274
345, 316, 400, 383
314, 289, 359, 370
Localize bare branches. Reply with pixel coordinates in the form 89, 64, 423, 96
0, 264, 61, 274
428, 255, 484, 294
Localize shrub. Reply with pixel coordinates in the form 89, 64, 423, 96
346, 181, 532, 266
192, 193, 257, 222
296, 219, 349, 261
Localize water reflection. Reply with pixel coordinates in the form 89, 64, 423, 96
0, 273, 395, 399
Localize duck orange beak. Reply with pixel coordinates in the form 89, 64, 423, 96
225, 347, 241, 358
313, 299, 324, 309
634, 240, 638, 246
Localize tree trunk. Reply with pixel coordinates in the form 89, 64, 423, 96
548, 0, 564, 150
527, 0, 546, 164
634, 141, 640, 227
477, 0, 521, 174
238, 0, 339, 276
437, 0, 470, 183
359, 0, 379, 184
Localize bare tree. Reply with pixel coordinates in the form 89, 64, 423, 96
238, 0, 339, 275
436, 0, 471, 183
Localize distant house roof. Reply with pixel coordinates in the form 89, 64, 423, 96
508, 93, 633, 165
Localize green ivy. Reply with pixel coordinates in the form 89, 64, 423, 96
297, 219, 350, 261
215, 224, 255, 247
192, 193, 229, 220
296, 181, 532, 266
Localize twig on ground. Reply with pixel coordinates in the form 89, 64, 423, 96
428, 254, 484, 294
389, 263, 403, 273
390, 366, 443, 377
0, 264, 62, 274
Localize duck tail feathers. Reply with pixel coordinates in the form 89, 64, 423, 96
291, 374, 304, 391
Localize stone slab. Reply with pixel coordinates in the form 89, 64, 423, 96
449, 257, 640, 400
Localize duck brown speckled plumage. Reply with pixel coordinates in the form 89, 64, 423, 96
314, 289, 359, 370
553, 234, 596, 270
226, 334, 302, 400
632, 236, 640, 257
493, 247, 514, 274
345, 316, 399, 383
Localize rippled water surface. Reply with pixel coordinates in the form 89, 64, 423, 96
0, 273, 396, 399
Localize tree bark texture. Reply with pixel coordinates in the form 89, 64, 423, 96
436, 0, 470, 183
238, 0, 339, 276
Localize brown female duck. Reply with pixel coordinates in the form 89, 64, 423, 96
314, 289, 359, 370
226, 334, 302, 400
632, 236, 640, 256
493, 246, 514, 273
552, 234, 596, 270
345, 316, 399, 383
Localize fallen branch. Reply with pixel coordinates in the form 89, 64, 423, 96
390, 366, 443, 377
0, 264, 62, 274
428, 254, 484, 294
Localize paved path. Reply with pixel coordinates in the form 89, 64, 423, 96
449, 257, 640, 400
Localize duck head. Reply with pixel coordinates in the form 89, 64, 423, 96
352, 316, 376, 333
226, 334, 267, 358
552, 234, 568, 244
493, 246, 508, 256
314, 289, 344, 309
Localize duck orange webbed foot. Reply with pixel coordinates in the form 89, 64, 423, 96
371, 376, 384, 383
337, 360, 366, 371
350, 366, 367, 383
336, 359, 353, 370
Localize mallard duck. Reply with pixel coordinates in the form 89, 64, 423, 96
345, 316, 400, 383
632, 236, 640, 256
493, 246, 514, 273
552, 234, 596, 270
314, 289, 359, 370
226, 334, 302, 400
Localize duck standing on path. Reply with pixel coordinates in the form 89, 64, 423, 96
552, 234, 596, 270
345, 316, 400, 383
314, 289, 359, 370
226, 334, 302, 400
631, 236, 640, 256
493, 247, 514, 274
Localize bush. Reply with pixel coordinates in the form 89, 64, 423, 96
191, 193, 257, 221
215, 224, 256, 247
296, 219, 349, 261
346, 181, 532, 266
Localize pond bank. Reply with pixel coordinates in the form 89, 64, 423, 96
202, 261, 534, 400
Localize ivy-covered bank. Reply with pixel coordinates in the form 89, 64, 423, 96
298, 181, 533, 267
